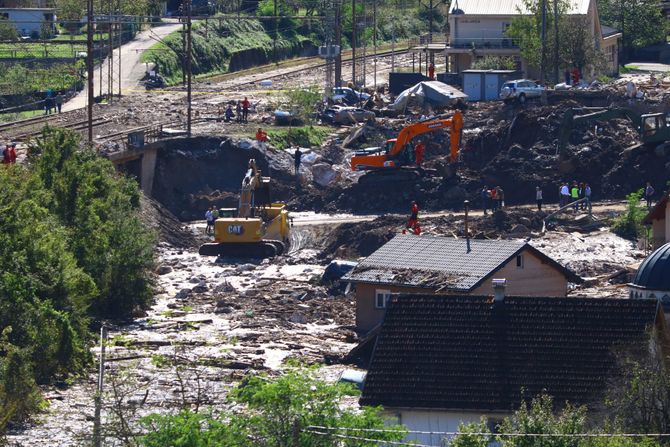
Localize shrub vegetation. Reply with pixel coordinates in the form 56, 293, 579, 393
0, 128, 155, 434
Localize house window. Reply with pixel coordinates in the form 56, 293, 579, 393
375, 289, 391, 309
0, 13, 8, 19
502, 22, 510, 33
649, 293, 656, 299
516, 254, 524, 268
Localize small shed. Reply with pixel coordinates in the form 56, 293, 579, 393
462, 69, 520, 101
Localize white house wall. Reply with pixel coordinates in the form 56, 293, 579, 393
451, 17, 513, 46
393, 409, 508, 447
1, 9, 53, 37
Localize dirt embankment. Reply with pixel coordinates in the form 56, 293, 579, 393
296, 95, 670, 214
148, 94, 669, 220
320, 208, 548, 260
151, 136, 300, 220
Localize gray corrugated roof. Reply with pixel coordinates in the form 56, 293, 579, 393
342, 234, 527, 291
451, 0, 589, 15
601, 24, 621, 38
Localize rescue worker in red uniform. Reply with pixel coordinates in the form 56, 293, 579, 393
414, 140, 425, 168
403, 201, 421, 234
8, 143, 17, 164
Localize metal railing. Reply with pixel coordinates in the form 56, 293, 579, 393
449, 37, 520, 49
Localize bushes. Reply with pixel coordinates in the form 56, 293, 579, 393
266, 126, 330, 149
140, 369, 407, 447
611, 188, 648, 240
0, 128, 155, 433
142, 18, 307, 85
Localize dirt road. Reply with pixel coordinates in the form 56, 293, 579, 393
62, 21, 182, 112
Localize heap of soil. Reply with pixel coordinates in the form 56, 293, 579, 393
320, 208, 547, 260
140, 195, 200, 248
305, 98, 669, 213
151, 136, 299, 220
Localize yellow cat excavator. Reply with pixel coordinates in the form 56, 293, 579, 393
199, 159, 290, 258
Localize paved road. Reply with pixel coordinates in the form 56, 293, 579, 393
625, 62, 670, 73
63, 21, 182, 112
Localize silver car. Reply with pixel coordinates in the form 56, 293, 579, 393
500, 79, 545, 103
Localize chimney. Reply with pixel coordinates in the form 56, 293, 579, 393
492, 278, 507, 302
464, 200, 470, 253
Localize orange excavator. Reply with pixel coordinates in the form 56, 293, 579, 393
350, 111, 464, 183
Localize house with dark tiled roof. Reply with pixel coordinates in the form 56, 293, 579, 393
361, 291, 668, 447
342, 234, 579, 331
644, 190, 670, 249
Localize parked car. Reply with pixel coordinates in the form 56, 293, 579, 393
331, 87, 370, 105
499, 79, 545, 103
321, 105, 375, 125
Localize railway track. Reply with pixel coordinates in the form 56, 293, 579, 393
190, 46, 411, 93
1, 114, 111, 142
1, 46, 411, 143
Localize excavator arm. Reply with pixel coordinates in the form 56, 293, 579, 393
558, 107, 644, 151
389, 110, 464, 162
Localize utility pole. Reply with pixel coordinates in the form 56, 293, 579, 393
391, 15, 395, 72
553, 0, 558, 84
108, 0, 113, 102
361, 0, 366, 87
181, 14, 186, 86
334, 1, 342, 86
540, 0, 547, 85
98, 27, 103, 98
86, 0, 94, 143
273, 0, 278, 63
428, 0, 433, 45
118, 0, 122, 97
351, 0, 356, 85
373, 0, 377, 87
186, 0, 192, 136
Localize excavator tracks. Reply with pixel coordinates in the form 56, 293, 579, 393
199, 240, 286, 259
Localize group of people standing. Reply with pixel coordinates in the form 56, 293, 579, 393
1, 143, 17, 164
480, 186, 505, 215
559, 181, 592, 212
44, 90, 64, 115
204, 206, 220, 235
223, 97, 251, 123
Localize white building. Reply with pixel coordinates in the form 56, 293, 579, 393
445, 0, 621, 76
0, 7, 56, 38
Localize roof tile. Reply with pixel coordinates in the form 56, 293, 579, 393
361, 295, 659, 411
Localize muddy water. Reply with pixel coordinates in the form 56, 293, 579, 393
6, 215, 643, 445
7, 223, 357, 446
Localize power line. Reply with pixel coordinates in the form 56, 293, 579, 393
305, 426, 670, 438
304, 429, 435, 447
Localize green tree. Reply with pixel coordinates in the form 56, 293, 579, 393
0, 17, 18, 41
284, 87, 321, 126
506, 0, 604, 79
140, 369, 407, 447
0, 127, 156, 434
610, 188, 648, 240
498, 394, 587, 447
606, 347, 670, 433
448, 418, 491, 447
471, 56, 517, 70
598, 0, 667, 57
